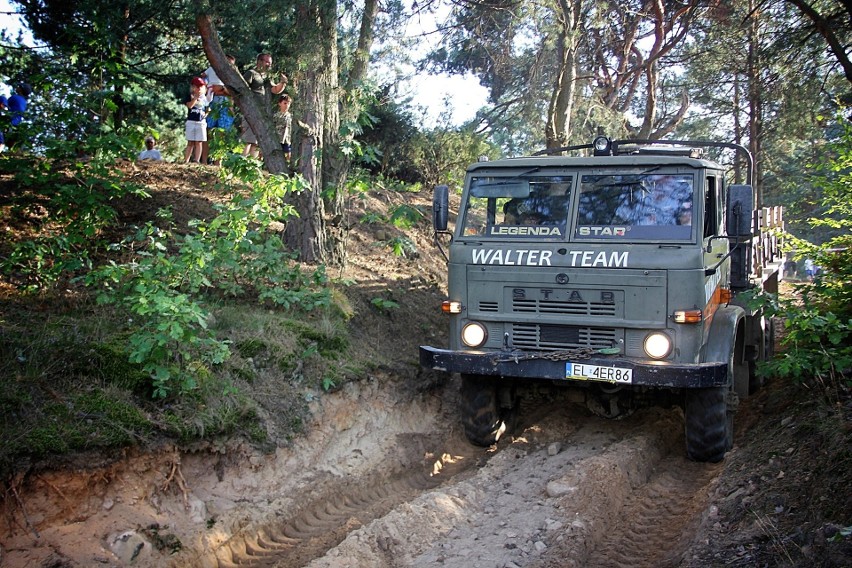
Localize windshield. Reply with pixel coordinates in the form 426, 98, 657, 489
461, 175, 572, 239
575, 173, 694, 240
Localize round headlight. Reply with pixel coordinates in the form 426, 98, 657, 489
643, 332, 672, 359
461, 322, 488, 348
593, 136, 611, 152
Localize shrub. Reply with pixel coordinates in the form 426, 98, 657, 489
86, 158, 331, 398
0, 139, 149, 291
756, 113, 852, 390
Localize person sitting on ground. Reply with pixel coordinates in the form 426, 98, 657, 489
138, 136, 163, 161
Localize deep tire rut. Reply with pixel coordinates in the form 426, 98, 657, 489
303, 403, 707, 568
210, 441, 493, 567
0, 379, 732, 568
574, 457, 722, 568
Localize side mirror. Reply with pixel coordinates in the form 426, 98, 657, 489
726, 184, 754, 288
433, 185, 449, 232
726, 184, 754, 237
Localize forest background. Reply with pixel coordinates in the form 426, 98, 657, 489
0, 0, 850, 480
1, 0, 851, 260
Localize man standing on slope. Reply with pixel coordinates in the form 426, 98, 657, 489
241, 53, 287, 158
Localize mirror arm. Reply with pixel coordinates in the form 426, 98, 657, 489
704, 236, 747, 276
434, 230, 452, 263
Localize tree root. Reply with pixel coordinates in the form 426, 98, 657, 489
162, 457, 190, 510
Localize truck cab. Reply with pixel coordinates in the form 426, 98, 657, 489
420, 137, 784, 462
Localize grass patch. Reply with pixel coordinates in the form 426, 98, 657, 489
0, 295, 369, 477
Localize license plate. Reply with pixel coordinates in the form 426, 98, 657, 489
566, 362, 633, 384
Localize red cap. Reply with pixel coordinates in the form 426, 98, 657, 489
190, 77, 206, 87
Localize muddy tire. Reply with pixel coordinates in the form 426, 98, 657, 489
686, 343, 741, 462
684, 387, 730, 462
459, 374, 516, 446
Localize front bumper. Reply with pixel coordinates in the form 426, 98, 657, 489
420, 346, 727, 389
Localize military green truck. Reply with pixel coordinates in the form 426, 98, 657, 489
420, 136, 784, 462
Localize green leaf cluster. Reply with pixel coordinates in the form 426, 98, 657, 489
754, 113, 852, 389
388, 204, 424, 229
86, 157, 331, 398
0, 139, 149, 291
370, 297, 399, 313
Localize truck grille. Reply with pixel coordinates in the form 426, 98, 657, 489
512, 298, 617, 317
511, 324, 617, 350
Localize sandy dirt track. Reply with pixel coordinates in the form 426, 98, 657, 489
2, 375, 725, 568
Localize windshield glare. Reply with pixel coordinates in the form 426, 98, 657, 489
459, 171, 695, 241
462, 176, 572, 239
576, 173, 693, 240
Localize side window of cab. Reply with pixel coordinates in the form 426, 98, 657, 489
704, 176, 723, 239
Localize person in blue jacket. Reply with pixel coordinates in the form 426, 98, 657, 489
4, 83, 31, 150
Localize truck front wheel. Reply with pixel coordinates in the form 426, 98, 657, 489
684, 386, 732, 462
459, 374, 517, 446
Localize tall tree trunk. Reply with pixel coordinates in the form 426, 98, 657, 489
113, 3, 130, 131
637, 62, 658, 139
322, 0, 379, 266
279, 0, 333, 262
319, 0, 346, 265
747, 0, 763, 204
545, 0, 580, 149
346, 0, 379, 94
733, 73, 744, 184
287, 69, 327, 261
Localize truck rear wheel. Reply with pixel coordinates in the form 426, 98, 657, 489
747, 315, 775, 394
459, 374, 516, 446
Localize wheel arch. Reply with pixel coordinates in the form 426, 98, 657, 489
704, 304, 746, 367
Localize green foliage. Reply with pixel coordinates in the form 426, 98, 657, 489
0, 318, 155, 472
236, 338, 268, 359
360, 212, 386, 224
85, 160, 331, 398
387, 236, 417, 257
207, 125, 245, 164
806, 116, 852, 240
161, 388, 262, 443
340, 89, 382, 166
0, 141, 149, 291
281, 318, 349, 357
753, 114, 852, 389
761, 291, 852, 386
410, 127, 499, 191
371, 297, 399, 313
388, 204, 425, 229
356, 89, 422, 181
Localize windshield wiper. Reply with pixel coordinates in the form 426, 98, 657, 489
502, 167, 542, 181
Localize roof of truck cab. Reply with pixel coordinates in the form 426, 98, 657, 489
467, 154, 724, 172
